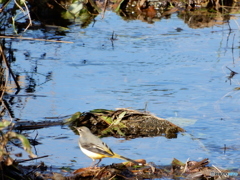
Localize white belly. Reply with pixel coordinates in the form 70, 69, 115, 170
80, 146, 103, 160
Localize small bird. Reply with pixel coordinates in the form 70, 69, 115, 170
74, 126, 138, 166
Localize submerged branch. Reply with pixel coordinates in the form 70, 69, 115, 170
0, 36, 73, 43
16, 155, 49, 163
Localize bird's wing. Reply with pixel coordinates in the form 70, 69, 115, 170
81, 142, 114, 157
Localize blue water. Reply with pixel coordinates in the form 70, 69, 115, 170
7, 12, 240, 170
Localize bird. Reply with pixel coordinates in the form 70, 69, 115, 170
74, 126, 138, 166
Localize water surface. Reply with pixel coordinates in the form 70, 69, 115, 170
8, 12, 240, 169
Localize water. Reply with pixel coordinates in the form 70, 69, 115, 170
6, 12, 240, 169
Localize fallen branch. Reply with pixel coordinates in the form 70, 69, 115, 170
16, 155, 49, 163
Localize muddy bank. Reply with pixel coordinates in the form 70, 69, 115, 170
1, 157, 239, 179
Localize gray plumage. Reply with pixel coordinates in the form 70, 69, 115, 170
74, 126, 139, 166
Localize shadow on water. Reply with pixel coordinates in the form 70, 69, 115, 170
0, 0, 239, 30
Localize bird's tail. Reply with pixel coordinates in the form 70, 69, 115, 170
113, 153, 139, 165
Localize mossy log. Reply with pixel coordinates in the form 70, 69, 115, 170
67, 108, 185, 139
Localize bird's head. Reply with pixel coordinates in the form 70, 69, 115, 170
73, 126, 91, 135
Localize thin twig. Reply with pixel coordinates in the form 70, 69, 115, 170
0, 59, 8, 100
0, 35, 73, 43
23, 1, 32, 32
226, 66, 238, 85
94, 166, 107, 178
102, 0, 108, 19
181, 158, 189, 175
231, 34, 235, 64
0, 0, 11, 12
16, 155, 49, 163
110, 31, 117, 49
13, 0, 32, 32
14, 0, 25, 12
1, 99, 14, 121
0, 45, 20, 89
108, 175, 116, 180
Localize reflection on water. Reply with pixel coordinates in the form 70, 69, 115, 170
2, 12, 240, 169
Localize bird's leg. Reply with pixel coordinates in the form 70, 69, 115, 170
90, 159, 102, 168
93, 159, 102, 167
90, 159, 95, 167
